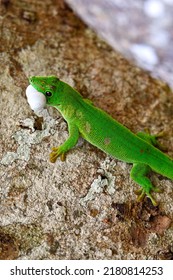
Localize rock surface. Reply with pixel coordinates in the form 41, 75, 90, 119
0, 0, 173, 260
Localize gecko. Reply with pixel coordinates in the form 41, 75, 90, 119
26, 76, 173, 206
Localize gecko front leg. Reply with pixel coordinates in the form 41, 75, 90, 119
50, 122, 79, 162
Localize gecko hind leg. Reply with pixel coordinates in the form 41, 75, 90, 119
136, 130, 167, 151
130, 163, 161, 206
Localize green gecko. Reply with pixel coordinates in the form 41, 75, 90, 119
28, 76, 173, 205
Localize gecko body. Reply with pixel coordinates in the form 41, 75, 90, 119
27, 76, 173, 205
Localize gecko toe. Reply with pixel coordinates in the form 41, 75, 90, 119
135, 188, 159, 206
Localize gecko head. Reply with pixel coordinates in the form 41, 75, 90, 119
29, 76, 59, 93
28, 76, 62, 107
27, 76, 82, 112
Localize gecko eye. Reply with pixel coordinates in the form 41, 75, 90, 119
45, 91, 52, 97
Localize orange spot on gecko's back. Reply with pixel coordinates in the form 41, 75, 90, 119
104, 138, 111, 145
140, 149, 144, 153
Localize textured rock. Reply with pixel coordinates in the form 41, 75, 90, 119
0, 0, 173, 260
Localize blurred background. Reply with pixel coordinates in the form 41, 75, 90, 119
66, 0, 173, 87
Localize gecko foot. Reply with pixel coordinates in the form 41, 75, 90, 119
153, 131, 168, 151
135, 186, 162, 206
49, 146, 66, 163
138, 129, 168, 151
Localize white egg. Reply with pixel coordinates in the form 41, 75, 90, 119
26, 85, 46, 111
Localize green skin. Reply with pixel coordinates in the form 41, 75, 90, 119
29, 76, 173, 205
